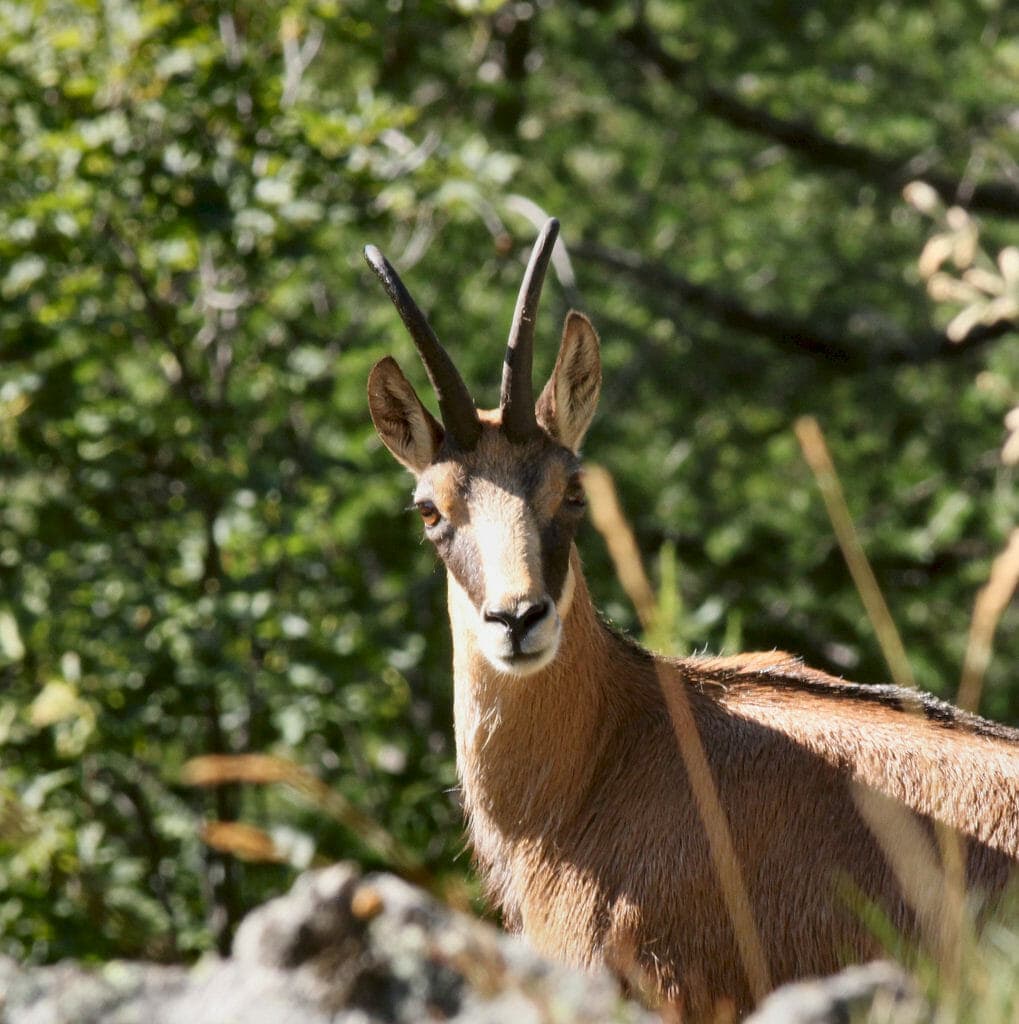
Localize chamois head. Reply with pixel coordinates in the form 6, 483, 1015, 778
366, 219, 601, 676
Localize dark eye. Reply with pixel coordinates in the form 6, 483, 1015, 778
416, 500, 442, 528
564, 477, 586, 509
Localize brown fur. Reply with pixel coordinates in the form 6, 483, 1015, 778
450, 546, 1019, 1020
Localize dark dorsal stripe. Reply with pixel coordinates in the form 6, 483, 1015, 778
696, 656, 1019, 744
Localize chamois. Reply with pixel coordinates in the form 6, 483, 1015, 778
365, 218, 1019, 1020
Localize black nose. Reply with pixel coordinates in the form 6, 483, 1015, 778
483, 599, 551, 646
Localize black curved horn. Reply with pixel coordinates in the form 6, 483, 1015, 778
365, 244, 481, 449
500, 218, 559, 442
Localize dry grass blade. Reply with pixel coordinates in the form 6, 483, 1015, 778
586, 464, 767, 1000
957, 527, 1019, 714
182, 753, 433, 888
794, 416, 917, 691
657, 664, 772, 1005
795, 417, 976, 969
182, 753, 295, 786
932, 818, 967, 1001
583, 463, 658, 631
853, 785, 972, 1004
201, 821, 286, 863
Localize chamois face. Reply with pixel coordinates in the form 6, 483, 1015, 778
412, 425, 585, 674
368, 311, 601, 677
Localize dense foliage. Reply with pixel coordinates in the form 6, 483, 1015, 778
1, 0, 1016, 965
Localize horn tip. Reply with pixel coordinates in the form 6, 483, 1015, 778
364, 244, 383, 268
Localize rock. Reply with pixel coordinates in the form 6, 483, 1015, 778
0, 863, 654, 1024
0, 865, 934, 1023
745, 960, 930, 1024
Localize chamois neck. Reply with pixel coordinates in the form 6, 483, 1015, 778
450, 548, 631, 830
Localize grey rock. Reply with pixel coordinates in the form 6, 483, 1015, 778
745, 961, 930, 1024
0, 863, 653, 1024
0, 865, 934, 1024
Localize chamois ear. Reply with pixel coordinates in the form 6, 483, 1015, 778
368, 357, 444, 474
536, 311, 601, 452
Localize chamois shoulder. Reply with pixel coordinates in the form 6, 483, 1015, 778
678, 650, 1019, 745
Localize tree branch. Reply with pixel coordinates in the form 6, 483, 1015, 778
620, 22, 1019, 219
89, 756, 182, 960
575, 239, 1018, 366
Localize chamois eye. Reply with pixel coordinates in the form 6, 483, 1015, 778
416, 500, 442, 528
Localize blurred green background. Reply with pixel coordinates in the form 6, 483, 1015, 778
1, 0, 1016, 964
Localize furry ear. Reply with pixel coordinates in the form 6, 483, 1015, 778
368, 357, 444, 473
536, 311, 601, 452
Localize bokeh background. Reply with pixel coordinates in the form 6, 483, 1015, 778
2, 0, 1017, 965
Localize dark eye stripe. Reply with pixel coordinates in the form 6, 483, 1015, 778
541, 517, 574, 602
565, 474, 586, 507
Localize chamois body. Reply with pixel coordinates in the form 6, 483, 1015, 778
453, 548, 1019, 1017
365, 218, 1019, 1020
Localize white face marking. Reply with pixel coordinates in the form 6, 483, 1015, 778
472, 493, 535, 608
470, 486, 562, 677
